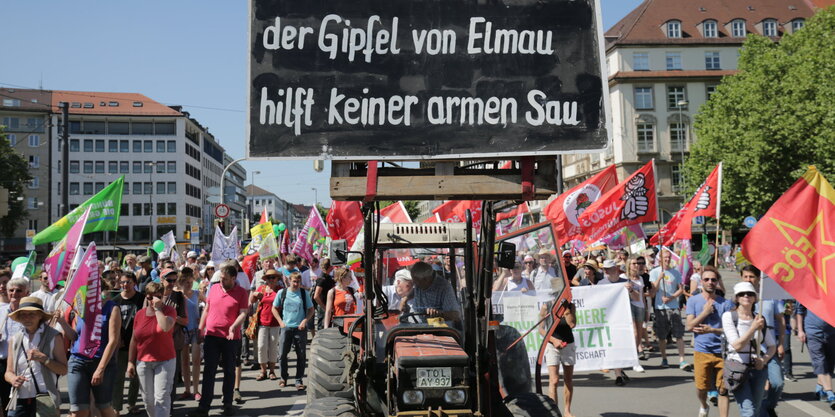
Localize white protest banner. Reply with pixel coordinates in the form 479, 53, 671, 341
492, 292, 551, 371
211, 225, 240, 263
570, 284, 638, 372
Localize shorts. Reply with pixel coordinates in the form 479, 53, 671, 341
545, 342, 576, 367
68, 355, 117, 412
183, 328, 198, 345
631, 304, 645, 324
653, 309, 684, 340
693, 351, 724, 392
806, 329, 835, 376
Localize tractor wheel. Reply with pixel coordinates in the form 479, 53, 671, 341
505, 392, 562, 417
496, 325, 533, 397
303, 396, 359, 417
307, 327, 352, 402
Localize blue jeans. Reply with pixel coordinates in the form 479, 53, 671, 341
7, 398, 36, 417
760, 356, 784, 414
67, 355, 117, 412
198, 336, 240, 410
278, 327, 307, 384
734, 367, 768, 417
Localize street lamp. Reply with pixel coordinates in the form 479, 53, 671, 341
219, 157, 247, 236
250, 170, 261, 221
311, 187, 318, 208
676, 99, 688, 200
148, 162, 155, 245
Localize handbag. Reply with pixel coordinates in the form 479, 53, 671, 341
722, 358, 751, 392
244, 313, 259, 340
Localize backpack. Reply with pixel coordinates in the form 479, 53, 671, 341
275, 288, 308, 318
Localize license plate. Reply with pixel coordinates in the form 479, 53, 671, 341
416, 367, 452, 388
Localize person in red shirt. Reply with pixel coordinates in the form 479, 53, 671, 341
250, 269, 282, 381
188, 264, 248, 417
126, 282, 177, 417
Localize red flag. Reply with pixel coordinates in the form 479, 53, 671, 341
279, 229, 291, 254
379, 201, 412, 223
543, 165, 619, 245
497, 202, 530, 222
433, 200, 483, 228
241, 253, 260, 282
326, 201, 364, 247
651, 163, 722, 245
742, 166, 835, 326
650, 209, 686, 246
259, 206, 269, 224
578, 160, 657, 242
423, 213, 441, 223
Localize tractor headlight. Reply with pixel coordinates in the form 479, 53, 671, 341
444, 389, 467, 405
402, 390, 425, 405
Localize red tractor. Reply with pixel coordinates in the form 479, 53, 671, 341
304, 202, 573, 417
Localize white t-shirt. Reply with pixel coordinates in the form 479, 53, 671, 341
506, 278, 531, 292
620, 274, 645, 307
530, 267, 555, 291
301, 268, 320, 289
722, 311, 776, 363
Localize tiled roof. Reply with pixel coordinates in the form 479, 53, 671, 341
0, 88, 52, 112
807, 0, 835, 9
606, 0, 815, 49
610, 70, 738, 81
51, 90, 181, 116
246, 184, 276, 197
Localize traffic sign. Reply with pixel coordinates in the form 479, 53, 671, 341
214, 204, 230, 218
743, 216, 758, 228
693, 216, 705, 225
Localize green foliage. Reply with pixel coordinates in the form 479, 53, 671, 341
687, 7, 835, 231
0, 127, 32, 237
315, 203, 328, 220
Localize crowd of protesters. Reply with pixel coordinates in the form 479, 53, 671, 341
0, 237, 830, 417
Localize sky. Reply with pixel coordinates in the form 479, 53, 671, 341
1, 0, 643, 208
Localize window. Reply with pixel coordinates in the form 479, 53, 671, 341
157, 141, 166, 153
167, 161, 176, 173
28, 135, 40, 147
167, 140, 176, 153
70, 183, 80, 195
133, 122, 153, 135
3, 99, 20, 107
666, 53, 682, 70
144, 182, 152, 195
120, 204, 129, 217
157, 203, 167, 215
155, 122, 176, 135
68, 121, 81, 133
703, 20, 718, 38
83, 161, 93, 173
69, 161, 79, 173
791, 19, 804, 32
666, 20, 682, 38
133, 161, 142, 173
167, 182, 176, 194
107, 140, 117, 152
133, 182, 142, 194
732, 19, 746, 37
763, 19, 778, 37
143, 140, 153, 153
144, 161, 153, 173
705, 52, 721, 70
28, 177, 39, 189
108, 161, 118, 174
133, 226, 151, 242
28, 155, 39, 168
95, 139, 105, 152
144, 203, 152, 216
6, 134, 15, 147
108, 122, 130, 135
133, 203, 143, 216
27, 219, 38, 230
95, 161, 105, 173
95, 182, 105, 193
168, 203, 177, 215
632, 53, 649, 71
671, 165, 684, 194
670, 122, 688, 152
70, 139, 79, 152
81, 121, 105, 134
120, 161, 129, 173
156, 161, 165, 174
83, 139, 93, 152
27, 197, 38, 209
706, 84, 718, 100
634, 87, 654, 109
120, 140, 129, 152
157, 182, 166, 194
133, 140, 142, 153
2, 117, 19, 130
124, 182, 129, 194
667, 86, 687, 109
83, 182, 94, 195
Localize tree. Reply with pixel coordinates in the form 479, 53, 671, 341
686, 7, 835, 231
0, 127, 32, 237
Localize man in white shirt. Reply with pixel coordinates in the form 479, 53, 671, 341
30, 271, 59, 312
382, 269, 414, 312
300, 258, 320, 290
530, 251, 557, 291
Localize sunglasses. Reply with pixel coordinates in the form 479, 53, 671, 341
265, 276, 278, 280
703, 278, 719, 282
737, 292, 756, 298
165, 279, 177, 283
523, 261, 534, 264
8, 289, 24, 293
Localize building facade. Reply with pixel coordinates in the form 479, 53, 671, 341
562, 0, 813, 225
246, 184, 297, 232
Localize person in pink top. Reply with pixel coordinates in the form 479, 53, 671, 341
126, 283, 177, 417
188, 264, 248, 417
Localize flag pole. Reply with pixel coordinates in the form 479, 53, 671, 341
713, 162, 723, 267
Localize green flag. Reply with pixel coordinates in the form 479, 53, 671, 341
33, 176, 124, 245
695, 234, 712, 265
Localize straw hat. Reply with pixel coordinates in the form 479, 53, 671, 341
9, 297, 51, 322
582, 259, 600, 272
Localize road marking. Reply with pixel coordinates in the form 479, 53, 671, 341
286, 399, 307, 416
785, 399, 833, 417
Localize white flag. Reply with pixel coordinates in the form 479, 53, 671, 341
211, 225, 239, 263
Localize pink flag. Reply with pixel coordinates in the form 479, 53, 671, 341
43, 207, 91, 290
292, 208, 330, 263
65, 242, 102, 357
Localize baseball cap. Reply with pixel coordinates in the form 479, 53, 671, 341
187, 251, 198, 259
161, 268, 177, 278
394, 269, 412, 282
733, 282, 757, 297
602, 259, 619, 269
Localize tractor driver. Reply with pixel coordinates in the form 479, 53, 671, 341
408, 261, 461, 322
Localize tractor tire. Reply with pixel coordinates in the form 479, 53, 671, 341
496, 325, 533, 397
303, 396, 359, 417
505, 392, 562, 417
307, 327, 352, 403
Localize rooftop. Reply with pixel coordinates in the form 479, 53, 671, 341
51, 90, 182, 116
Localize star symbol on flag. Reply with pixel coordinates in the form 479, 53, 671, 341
771, 211, 835, 294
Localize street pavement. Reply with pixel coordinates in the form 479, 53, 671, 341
57, 268, 834, 416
